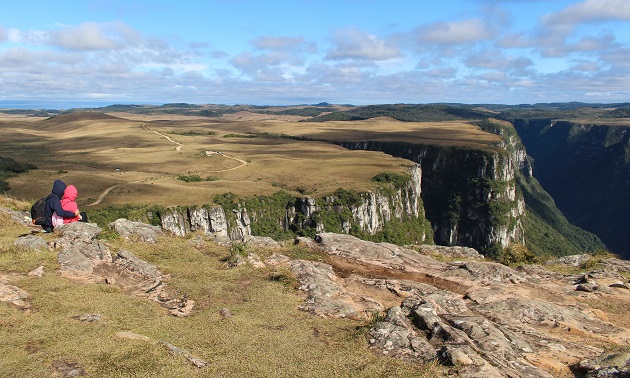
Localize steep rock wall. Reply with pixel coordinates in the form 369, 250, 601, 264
335, 141, 526, 255
159, 165, 432, 246
513, 119, 629, 257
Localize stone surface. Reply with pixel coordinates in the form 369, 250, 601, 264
0, 277, 30, 310
14, 234, 49, 251
289, 232, 630, 377
27, 266, 45, 277
581, 352, 630, 377
246, 252, 265, 268
53, 222, 192, 317
264, 253, 291, 266
51, 361, 86, 377
546, 254, 592, 267
0, 208, 31, 226
242, 235, 282, 249
108, 218, 164, 243
289, 259, 363, 319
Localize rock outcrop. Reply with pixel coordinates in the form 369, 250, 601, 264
277, 233, 630, 378
14, 234, 49, 251
55, 221, 193, 317
109, 218, 164, 243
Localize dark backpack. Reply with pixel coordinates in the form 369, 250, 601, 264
30, 194, 53, 226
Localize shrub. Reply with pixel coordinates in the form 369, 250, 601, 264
177, 175, 203, 182
371, 172, 410, 190
499, 244, 537, 266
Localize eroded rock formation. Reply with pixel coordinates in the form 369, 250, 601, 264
279, 233, 630, 377
55, 222, 193, 317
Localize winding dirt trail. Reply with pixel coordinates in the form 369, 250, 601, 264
209, 155, 248, 172
86, 184, 119, 206
87, 124, 248, 206
86, 176, 166, 207
142, 124, 183, 151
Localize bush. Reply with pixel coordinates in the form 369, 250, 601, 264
371, 172, 410, 190
499, 244, 537, 266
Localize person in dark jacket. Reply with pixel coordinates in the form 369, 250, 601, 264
42, 180, 80, 233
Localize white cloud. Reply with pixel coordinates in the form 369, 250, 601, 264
570, 61, 600, 72
305, 62, 373, 84
496, 33, 534, 49
252, 36, 314, 53
545, 0, 630, 26
466, 50, 533, 73
414, 19, 495, 45
0, 26, 6, 42
423, 67, 458, 79
326, 27, 400, 61
50, 22, 121, 50
7, 28, 49, 45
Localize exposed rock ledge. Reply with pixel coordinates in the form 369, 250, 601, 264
54, 222, 193, 317
284, 233, 630, 378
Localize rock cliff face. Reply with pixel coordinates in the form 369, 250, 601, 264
513, 119, 630, 258
336, 141, 526, 255
159, 165, 432, 246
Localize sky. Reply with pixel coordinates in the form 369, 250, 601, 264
1, 0, 630, 107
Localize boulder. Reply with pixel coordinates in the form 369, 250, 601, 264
264, 253, 291, 266
55, 222, 102, 244
580, 352, 630, 377
242, 235, 282, 249
367, 306, 436, 361
246, 252, 265, 268
108, 218, 164, 243
14, 234, 48, 251
27, 266, 44, 277
0, 208, 31, 226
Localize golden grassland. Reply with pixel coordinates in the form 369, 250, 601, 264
0, 212, 444, 377
1, 111, 501, 209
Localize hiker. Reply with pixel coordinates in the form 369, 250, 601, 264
42, 180, 80, 233
51, 184, 85, 227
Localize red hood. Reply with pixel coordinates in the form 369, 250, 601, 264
61, 185, 78, 210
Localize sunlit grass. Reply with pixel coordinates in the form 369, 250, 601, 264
0, 213, 445, 377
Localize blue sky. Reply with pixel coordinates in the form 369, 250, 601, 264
1, 0, 630, 106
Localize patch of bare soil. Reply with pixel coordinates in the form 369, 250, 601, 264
327, 255, 469, 296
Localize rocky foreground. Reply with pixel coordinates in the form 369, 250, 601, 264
2, 207, 630, 377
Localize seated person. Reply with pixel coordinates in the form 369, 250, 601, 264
52, 184, 83, 227
43, 180, 79, 232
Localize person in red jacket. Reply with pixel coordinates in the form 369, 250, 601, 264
52, 184, 81, 226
